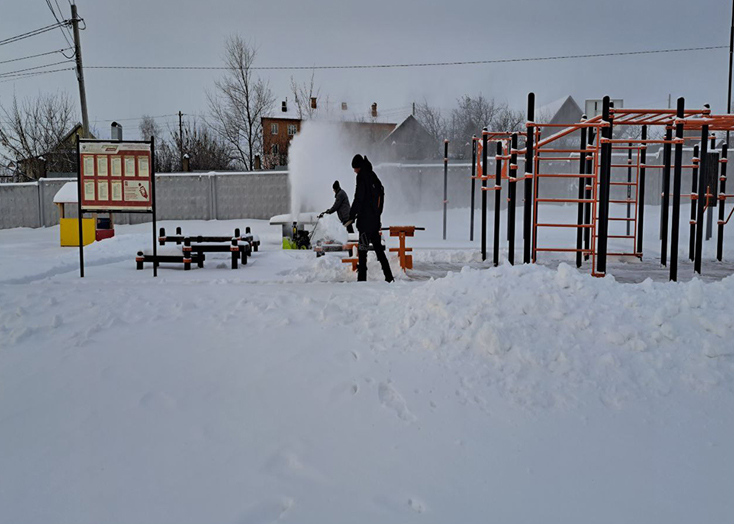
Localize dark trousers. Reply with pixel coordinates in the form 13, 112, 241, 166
346, 223, 355, 234
357, 229, 394, 282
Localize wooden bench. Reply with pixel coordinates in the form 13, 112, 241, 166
136, 239, 205, 271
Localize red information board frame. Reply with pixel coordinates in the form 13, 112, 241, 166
79, 140, 153, 212
76, 138, 158, 277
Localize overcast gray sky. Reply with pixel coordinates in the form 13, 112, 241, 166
1, 0, 731, 139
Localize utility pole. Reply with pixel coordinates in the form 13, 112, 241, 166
412, 102, 415, 116
178, 111, 184, 170
70, 4, 90, 138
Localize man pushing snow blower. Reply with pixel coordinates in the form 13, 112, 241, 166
318, 180, 354, 234
346, 154, 394, 283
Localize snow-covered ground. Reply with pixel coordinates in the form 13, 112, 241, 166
1, 206, 733, 523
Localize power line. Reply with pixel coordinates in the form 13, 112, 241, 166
46, 0, 74, 49
0, 21, 71, 47
84, 45, 728, 72
0, 48, 74, 66
0, 60, 75, 78
0, 67, 74, 84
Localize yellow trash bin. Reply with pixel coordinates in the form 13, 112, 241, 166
60, 218, 96, 247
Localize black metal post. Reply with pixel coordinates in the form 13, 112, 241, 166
443, 139, 449, 240
596, 96, 612, 275
690, 145, 700, 261
76, 140, 84, 278
695, 124, 710, 274
584, 128, 595, 259
470, 136, 476, 241
481, 130, 488, 261
707, 135, 717, 241
576, 121, 588, 268
523, 93, 535, 264
508, 133, 518, 265
670, 97, 685, 281
627, 143, 632, 236
717, 143, 728, 261
151, 136, 158, 277
637, 126, 648, 255
493, 141, 502, 266
660, 125, 673, 266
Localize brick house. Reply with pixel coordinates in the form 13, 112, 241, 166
261, 99, 397, 168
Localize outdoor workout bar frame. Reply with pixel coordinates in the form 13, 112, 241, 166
471, 93, 734, 281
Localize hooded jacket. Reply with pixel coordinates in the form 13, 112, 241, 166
349, 157, 384, 232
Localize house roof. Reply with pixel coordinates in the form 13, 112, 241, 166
538, 96, 583, 125
382, 115, 433, 144
263, 99, 401, 125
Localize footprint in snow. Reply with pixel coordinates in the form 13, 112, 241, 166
378, 382, 416, 422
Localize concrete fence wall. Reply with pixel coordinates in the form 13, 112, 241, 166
0, 172, 290, 230
0, 149, 714, 230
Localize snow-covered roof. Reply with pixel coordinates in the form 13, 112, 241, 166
53, 181, 78, 204
264, 100, 401, 125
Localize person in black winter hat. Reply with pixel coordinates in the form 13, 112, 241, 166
319, 180, 353, 233
347, 154, 394, 282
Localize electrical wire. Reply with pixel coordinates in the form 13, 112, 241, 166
0, 67, 74, 84
0, 60, 75, 78
0, 48, 74, 66
0, 21, 71, 47
85, 45, 728, 72
46, 0, 76, 59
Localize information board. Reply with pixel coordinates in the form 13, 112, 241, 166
79, 141, 153, 212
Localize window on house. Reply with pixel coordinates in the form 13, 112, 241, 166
271, 144, 279, 155
271, 123, 279, 135
287, 124, 297, 136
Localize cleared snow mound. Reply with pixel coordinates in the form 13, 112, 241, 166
316, 263, 734, 409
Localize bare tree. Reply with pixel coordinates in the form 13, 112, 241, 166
0, 92, 76, 180
290, 70, 321, 119
207, 36, 275, 171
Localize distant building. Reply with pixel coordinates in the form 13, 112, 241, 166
380, 115, 438, 162
18, 123, 95, 180
539, 95, 584, 126
261, 99, 397, 168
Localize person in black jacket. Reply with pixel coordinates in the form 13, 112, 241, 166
348, 154, 394, 282
319, 181, 354, 233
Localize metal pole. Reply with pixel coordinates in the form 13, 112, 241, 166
178, 111, 184, 171
596, 96, 612, 276
481, 130, 488, 260
689, 145, 699, 261
443, 139, 449, 240
670, 97, 685, 281
508, 133, 518, 265
470, 136, 476, 241
71, 4, 90, 138
695, 123, 710, 274
576, 120, 588, 268
493, 141, 502, 266
76, 139, 84, 277
728, 0, 734, 145
523, 93, 535, 264
584, 128, 595, 259
660, 125, 673, 266
637, 126, 648, 255
627, 142, 632, 236
706, 136, 716, 241
718, 143, 729, 261
151, 136, 158, 277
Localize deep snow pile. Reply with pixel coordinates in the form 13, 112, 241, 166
318, 263, 734, 409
